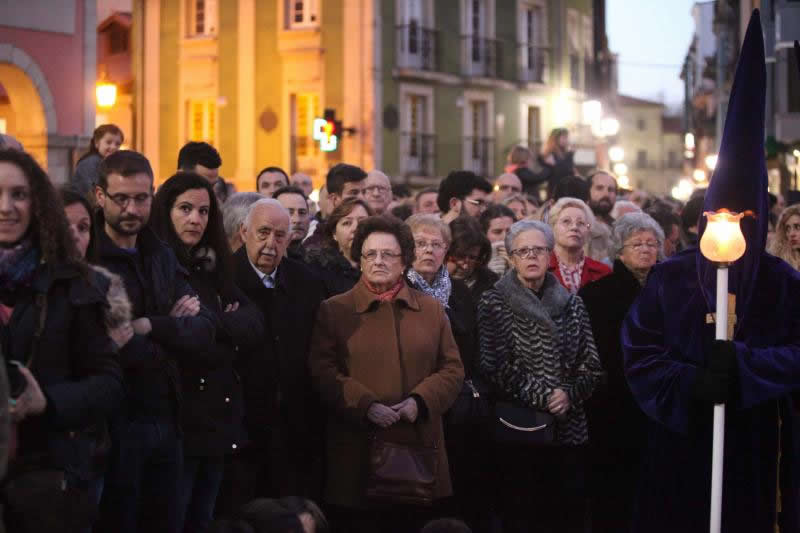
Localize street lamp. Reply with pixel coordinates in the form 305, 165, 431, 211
617, 175, 630, 189
705, 154, 718, 170
96, 81, 117, 109
685, 132, 696, 150
693, 169, 707, 182
582, 100, 602, 125
698, 208, 750, 533
600, 117, 620, 136
609, 145, 624, 163
613, 163, 628, 175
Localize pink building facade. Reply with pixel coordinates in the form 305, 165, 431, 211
0, 0, 97, 183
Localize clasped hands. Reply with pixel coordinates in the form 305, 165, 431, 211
108, 295, 205, 349
367, 398, 419, 428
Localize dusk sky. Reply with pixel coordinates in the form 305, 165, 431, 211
607, 0, 698, 113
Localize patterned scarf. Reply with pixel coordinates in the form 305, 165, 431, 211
0, 239, 40, 296
406, 266, 451, 308
363, 277, 405, 302
558, 255, 585, 294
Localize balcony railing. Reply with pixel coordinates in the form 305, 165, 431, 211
396, 24, 438, 72
400, 132, 436, 177
463, 136, 495, 178
462, 36, 503, 78
518, 45, 549, 84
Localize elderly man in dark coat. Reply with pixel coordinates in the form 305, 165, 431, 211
224, 198, 326, 509
622, 11, 800, 532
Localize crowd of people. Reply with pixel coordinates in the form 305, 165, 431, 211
0, 117, 798, 533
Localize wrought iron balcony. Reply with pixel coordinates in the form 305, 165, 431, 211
400, 132, 436, 177
518, 45, 549, 84
463, 136, 495, 178
462, 36, 503, 78
396, 24, 438, 72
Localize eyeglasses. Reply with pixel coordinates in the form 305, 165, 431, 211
785, 223, 800, 233
510, 246, 550, 259
497, 184, 522, 193
362, 249, 402, 262
464, 198, 488, 208
414, 239, 447, 252
623, 241, 659, 251
557, 218, 590, 230
365, 185, 391, 194
100, 187, 152, 208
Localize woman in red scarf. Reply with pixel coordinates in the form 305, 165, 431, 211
310, 215, 464, 533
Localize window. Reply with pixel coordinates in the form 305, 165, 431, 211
567, 10, 580, 89
462, 93, 494, 176
294, 93, 319, 158
398, 0, 436, 71
668, 150, 679, 168
400, 87, 434, 176
187, 99, 216, 145
527, 106, 541, 150
637, 117, 646, 130
636, 149, 648, 169
519, 2, 547, 83
108, 27, 129, 54
187, 0, 217, 37
288, 0, 319, 29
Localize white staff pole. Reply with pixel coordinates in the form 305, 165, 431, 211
709, 265, 728, 533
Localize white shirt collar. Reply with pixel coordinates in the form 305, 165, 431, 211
249, 258, 277, 287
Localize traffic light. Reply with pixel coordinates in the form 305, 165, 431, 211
313, 108, 342, 152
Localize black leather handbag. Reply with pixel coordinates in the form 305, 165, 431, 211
445, 377, 491, 426
494, 401, 556, 446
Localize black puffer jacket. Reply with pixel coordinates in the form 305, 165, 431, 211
302, 245, 361, 297
0, 262, 124, 482
181, 256, 265, 457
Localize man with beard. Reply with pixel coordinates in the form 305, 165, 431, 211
93, 150, 217, 532
228, 198, 326, 504
587, 170, 618, 227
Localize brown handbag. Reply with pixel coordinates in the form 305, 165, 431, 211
366, 427, 439, 506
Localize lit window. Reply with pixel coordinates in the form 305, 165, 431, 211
188, 99, 216, 146
288, 0, 319, 29
187, 0, 217, 37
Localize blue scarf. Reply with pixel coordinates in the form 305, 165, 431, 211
0, 239, 40, 296
406, 266, 452, 308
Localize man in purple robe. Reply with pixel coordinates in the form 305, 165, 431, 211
622, 11, 800, 532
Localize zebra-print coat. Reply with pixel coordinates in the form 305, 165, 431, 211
478, 270, 603, 445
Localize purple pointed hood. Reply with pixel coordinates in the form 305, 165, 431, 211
698, 9, 768, 334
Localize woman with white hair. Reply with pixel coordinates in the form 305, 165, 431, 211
578, 212, 664, 533
478, 220, 602, 533
548, 197, 611, 292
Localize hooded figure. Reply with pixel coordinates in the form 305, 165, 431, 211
622, 10, 800, 532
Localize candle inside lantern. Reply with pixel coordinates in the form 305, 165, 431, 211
699, 209, 749, 263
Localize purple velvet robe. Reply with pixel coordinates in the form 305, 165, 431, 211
621, 250, 800, 532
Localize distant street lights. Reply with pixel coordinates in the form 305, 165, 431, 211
96, 81, 117, 109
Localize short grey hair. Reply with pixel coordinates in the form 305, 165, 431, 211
610, 200, 641, 220
548, 197, 595, 227
610, 212, 665, 260
243, 198, 289, 229
405, 213, 452, 245
505, 220, 555, 254
222, 192, 264, 240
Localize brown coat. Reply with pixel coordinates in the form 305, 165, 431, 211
309, 279, 464, 508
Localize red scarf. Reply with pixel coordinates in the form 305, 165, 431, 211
363, 277, 405, 302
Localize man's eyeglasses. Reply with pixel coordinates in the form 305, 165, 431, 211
365, 185, 391, 194
100, 187, 152, 208
510, 246, 550, 259
362, 250, 402, 262
623, 241, 659, 251
497, 184, 522, 193
414, 240, 447, 252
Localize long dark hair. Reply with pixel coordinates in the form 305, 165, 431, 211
59, 187, 97, 262
0, 149, 83, 267
78, 124, 124, 163
150, 172, 234, 296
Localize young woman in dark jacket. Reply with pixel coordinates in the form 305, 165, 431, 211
0, 149, 124, 531
302, 198, 372, 297
150, 172, 265, 533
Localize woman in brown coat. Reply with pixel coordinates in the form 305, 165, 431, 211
309, 215, 464, 533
